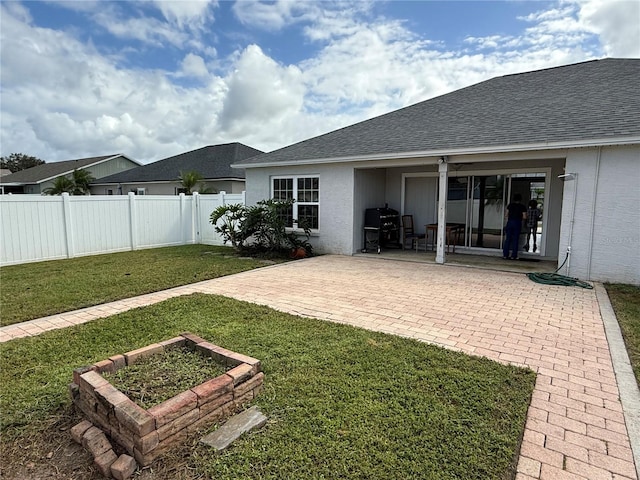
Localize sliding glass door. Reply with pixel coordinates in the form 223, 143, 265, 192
444, 173, 545, 253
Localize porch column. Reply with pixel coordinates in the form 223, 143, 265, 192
436, 157, 449, 264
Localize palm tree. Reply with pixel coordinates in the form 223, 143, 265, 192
178, 170, 204, 195
43, 176, 75, 195
71, 168, 95, 195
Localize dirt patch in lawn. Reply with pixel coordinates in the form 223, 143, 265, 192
0, 407, 209, 480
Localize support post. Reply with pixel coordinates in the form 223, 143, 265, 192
436, 158, 449, 264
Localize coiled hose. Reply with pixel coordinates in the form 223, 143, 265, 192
526, 252, 593, 289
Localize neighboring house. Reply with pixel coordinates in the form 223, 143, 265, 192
234, 58, 640, 285
0, 154, 141, 195
90, 143, 263, 196
0, 169, 12, 177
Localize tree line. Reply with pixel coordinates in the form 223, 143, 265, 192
1, 153, 45, 172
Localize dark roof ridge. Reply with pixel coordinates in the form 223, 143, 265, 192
498, 57, 606, 79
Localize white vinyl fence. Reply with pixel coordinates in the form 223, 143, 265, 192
0, 192, 245, 266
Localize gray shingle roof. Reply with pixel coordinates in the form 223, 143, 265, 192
0, 155, 122, 184
236, 58, 640, 167
94, 143, 262, 184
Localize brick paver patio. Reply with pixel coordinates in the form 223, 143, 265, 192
1, 255, 637, 479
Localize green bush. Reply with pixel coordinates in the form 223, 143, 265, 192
210, 199, 312, 256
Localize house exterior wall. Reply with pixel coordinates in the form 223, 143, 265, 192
89, 157, 139, 179
353, 169, 387, 252
245, 164, 355, 255
244, 147, 639, 284
32, 157, 139, 195
560, 145, 640, 284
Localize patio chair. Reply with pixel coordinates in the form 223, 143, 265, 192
401, 215, 426, 252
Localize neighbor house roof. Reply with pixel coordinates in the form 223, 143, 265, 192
235, 58, 640, 168
0, 154, 140, 185
93, 143, 263, 185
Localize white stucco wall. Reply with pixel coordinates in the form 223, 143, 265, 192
353, 169, 387, 252
245, 164, 355, 255
560, 145, 640, 284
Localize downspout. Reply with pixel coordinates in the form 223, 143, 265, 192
560, 173, 578, 276
586, 147, 602, 280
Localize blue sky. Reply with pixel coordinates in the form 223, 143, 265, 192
1, 0, 638, 163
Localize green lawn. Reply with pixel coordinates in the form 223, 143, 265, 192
0, 294, 536, 480
605, 284, 640, 385
0, 245, 273, 326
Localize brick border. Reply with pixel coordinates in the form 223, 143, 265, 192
69, 332, 263, 466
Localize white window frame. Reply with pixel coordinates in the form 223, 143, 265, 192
136, 187, 146, 196
271, 175, 320, 231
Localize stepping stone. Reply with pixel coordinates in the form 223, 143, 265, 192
200, 406, 267, 451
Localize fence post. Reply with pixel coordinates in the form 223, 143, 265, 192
193, 192, 201, 244
62, 193, 75, 259
219, 191, 226, 206
179, 193, 186, 245
128, 192, 138, 251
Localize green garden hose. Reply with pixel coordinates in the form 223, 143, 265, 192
526, 252, 594, 289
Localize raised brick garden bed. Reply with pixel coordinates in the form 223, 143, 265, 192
69, 332, 264, 467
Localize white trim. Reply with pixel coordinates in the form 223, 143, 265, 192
271, 174, 320, 231
235, 136, 640, 169
91, 177, 245, 187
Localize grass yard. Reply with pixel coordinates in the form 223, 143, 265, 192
0, 294, 536, 480
605, 283, 640, 385
0, 245, 275, 326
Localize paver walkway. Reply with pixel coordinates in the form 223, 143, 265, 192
2, 255, 638, 480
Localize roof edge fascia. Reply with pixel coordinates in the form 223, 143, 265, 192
38, 154, 142, 184
91, 177, 246, 186
234, 136, 640, 169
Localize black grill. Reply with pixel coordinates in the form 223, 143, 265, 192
362, 206, 401, 253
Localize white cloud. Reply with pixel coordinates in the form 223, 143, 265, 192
152, 0, 217, 29
1, 0, 637, 164
576, 0, 640, 57
231, 0, 309, 31
91, 6, 191, 49
180, 53, 210, 78
218, 45, 305, 139
0, 4, 229, 162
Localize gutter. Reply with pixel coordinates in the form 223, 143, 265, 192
90, 177, 245, 186
233, 135, 640, 169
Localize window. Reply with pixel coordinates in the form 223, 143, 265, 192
136, 188, 146, 195
176, 187, 188, 195
272, 176, 319, 230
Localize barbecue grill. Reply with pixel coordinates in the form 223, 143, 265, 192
362, 206, 401, 253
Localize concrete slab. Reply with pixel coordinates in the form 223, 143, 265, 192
200, 406, 267, 451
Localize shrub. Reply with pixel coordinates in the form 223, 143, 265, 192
210, 199, 312, 256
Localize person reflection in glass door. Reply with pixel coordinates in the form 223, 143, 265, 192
503, 194, 527, 260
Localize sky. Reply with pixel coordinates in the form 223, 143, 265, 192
1, 1, 639, 164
